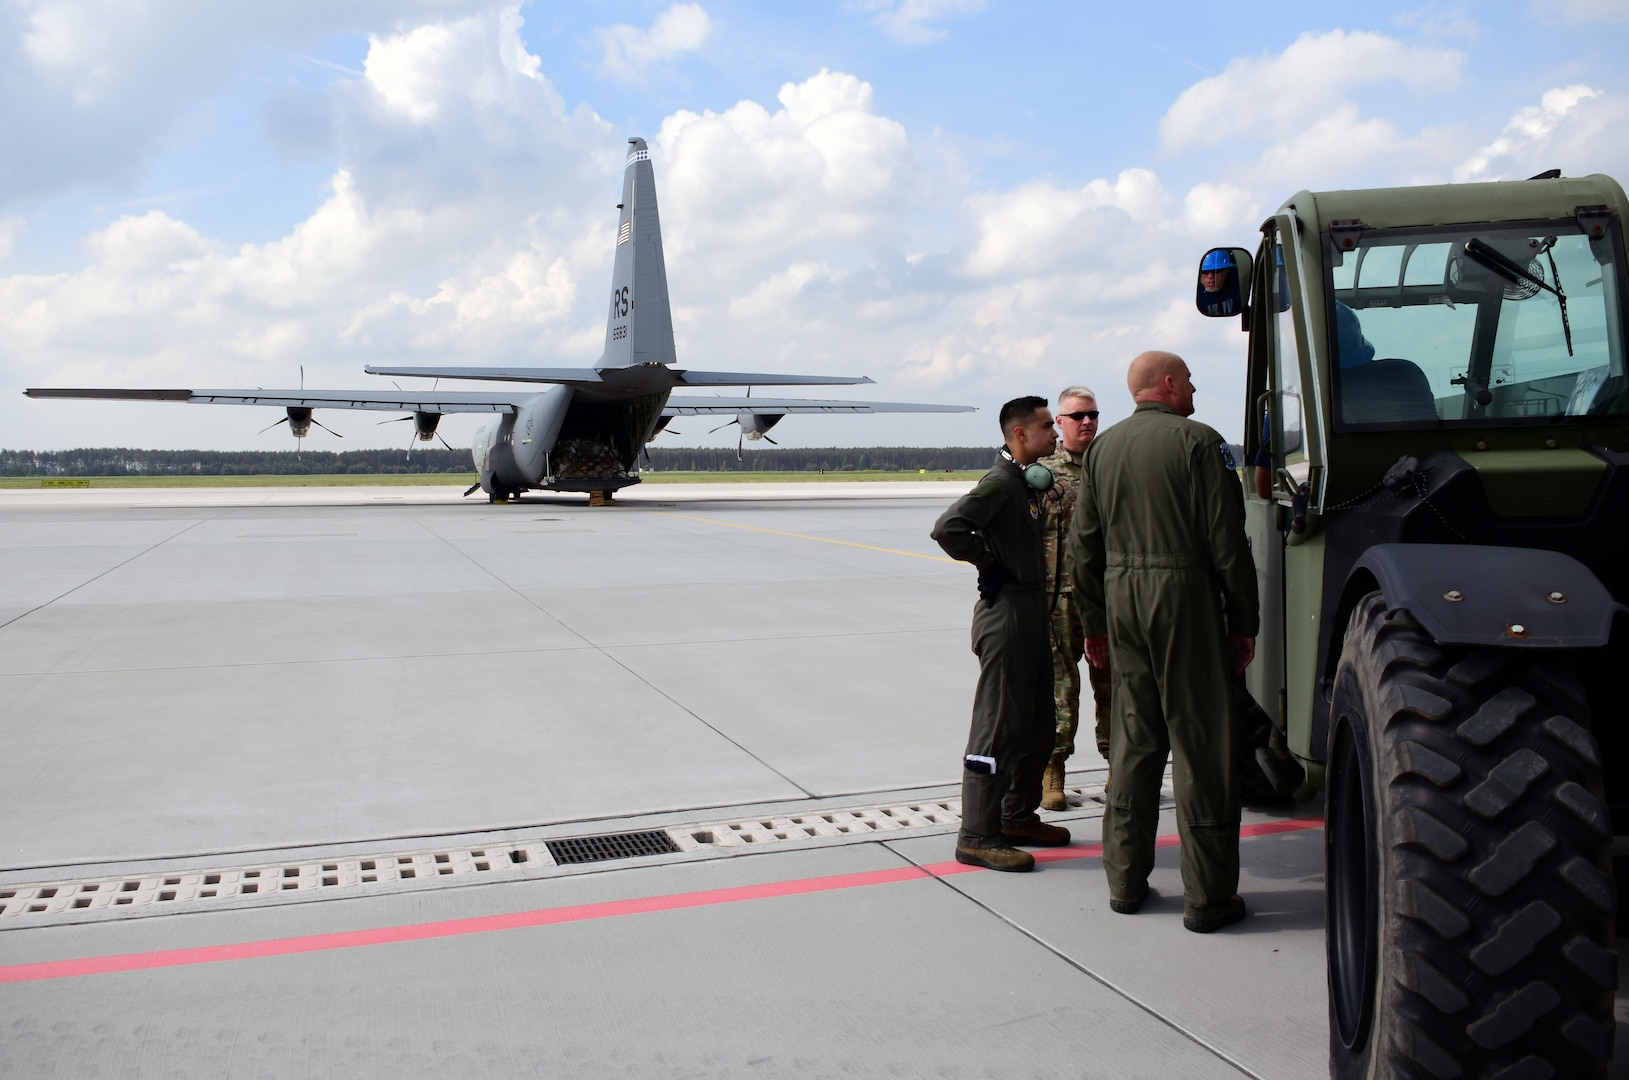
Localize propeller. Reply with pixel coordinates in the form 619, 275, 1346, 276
708, 416, 747, 461
377, 379, 453, 459
377, 413, 454, 458
260, 366, 342, 458
710, 390, 780, 461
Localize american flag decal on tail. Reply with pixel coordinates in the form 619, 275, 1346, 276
617, 221, 631, 246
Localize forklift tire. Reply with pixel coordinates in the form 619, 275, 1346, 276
1327, 591, 1615, 1080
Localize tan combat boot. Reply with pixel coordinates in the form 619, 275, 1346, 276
1002, 816, 1071, 847
954, 840, 1035, 872
1041, 757, 1067, 811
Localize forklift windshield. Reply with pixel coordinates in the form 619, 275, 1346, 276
1325, 219, 1627, 428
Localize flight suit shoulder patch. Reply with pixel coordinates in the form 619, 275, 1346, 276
1218, 439, 1238, 471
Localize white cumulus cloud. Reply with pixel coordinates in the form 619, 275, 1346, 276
1183, 182, 1260, 237
962, 169, 1173, 280
848, 0, 986, 44
656, 69, 913, 273
1455, 85, 1612, 182
0, 0, 493, 205
595, 3, 711, 81
3, 6, 621, 416
1160, 29, 1463, 154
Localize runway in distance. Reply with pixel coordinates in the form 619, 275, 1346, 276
26, 137, 974, 503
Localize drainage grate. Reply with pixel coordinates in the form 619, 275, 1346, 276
546, 830, 680, 866
0, 844, 552, 920
0, 772, 1146, 923
676, 801, 963, 850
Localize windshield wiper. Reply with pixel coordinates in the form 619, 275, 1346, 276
1464, 237, 1573, 356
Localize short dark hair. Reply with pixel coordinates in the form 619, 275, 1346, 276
998, 396, 1048, 439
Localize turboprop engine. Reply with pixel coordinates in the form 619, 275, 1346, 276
260, 405, 341, 453
710, 410, 785, 460
379, 409, 452, 455
257, 366, 341, 450
410, 411, 442, 441
739, 411, 784, 442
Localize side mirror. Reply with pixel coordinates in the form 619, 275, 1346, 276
1196, 247, 1252, 319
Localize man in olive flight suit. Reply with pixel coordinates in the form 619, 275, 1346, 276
1068, 352, 1259, 931
1038, 386, 1113, 811
932, 397, 1072, 872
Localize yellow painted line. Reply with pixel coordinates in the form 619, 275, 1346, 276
660, 513, 957, 563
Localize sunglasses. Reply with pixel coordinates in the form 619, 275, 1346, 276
1057, 410, 1099, 422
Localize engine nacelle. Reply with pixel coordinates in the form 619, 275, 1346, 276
739, 411, 784, 440
285, 407, 313, 438
412, 411, 442, 441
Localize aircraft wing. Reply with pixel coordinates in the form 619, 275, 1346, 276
663, 397, 975, 415
24, 388, 521, 413
27, 387, 975, 416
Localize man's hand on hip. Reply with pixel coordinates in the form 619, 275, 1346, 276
976, 563, 1009, 604
1228, 634, 1256, 676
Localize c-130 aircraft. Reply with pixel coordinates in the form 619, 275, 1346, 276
28, 138, 973, 504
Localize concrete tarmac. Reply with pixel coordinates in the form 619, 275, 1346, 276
0, 482, 1621, 1078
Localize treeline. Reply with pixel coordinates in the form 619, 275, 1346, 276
0, 446, 997, 476
0, 448, 476, 476
647, 446, 992, 472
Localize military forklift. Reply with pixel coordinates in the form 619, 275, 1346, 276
1198, 171, 1629, 1078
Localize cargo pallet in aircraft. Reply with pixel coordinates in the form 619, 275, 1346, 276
27, 138, 974, 504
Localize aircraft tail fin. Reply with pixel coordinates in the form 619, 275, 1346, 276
601, 138, 676, 370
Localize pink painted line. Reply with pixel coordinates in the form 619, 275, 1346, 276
0, 816, 1323, 985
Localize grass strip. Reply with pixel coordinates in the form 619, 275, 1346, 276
2, 470, 983, 490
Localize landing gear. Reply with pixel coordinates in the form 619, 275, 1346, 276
1326, 592, 1615, 1079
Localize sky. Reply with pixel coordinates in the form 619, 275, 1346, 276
3, 0, 1627, 454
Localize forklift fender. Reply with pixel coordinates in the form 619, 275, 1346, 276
1351, 543, 1625, 648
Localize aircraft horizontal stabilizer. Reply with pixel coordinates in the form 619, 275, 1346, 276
25, 388, 520, 414
663, 397, 976, 416
673, 371, 875, 387
363, 366, 603, 385
362, 366, 878, 388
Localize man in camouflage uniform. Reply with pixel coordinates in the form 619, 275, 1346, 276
1038, 387, 1112, 811
1068, 352, 1259, 932
931, 396, 1071, 873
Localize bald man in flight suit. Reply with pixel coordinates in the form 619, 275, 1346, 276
1068, 352, 1259, 931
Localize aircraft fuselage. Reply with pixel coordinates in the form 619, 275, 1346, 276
473, 383, 670, 500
